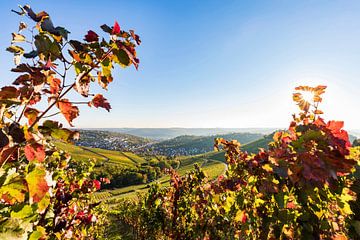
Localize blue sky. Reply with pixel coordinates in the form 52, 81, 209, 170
1, 1, 360, 129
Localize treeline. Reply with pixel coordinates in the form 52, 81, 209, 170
94, 156, 180, 189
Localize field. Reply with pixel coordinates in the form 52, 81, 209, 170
55, 142, 227, 202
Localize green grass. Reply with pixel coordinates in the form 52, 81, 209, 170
55, 142, 106, 162
122, 152, 147, 164
82, 147, 136, 165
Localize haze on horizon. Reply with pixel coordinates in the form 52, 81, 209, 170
0, 1, 359, 129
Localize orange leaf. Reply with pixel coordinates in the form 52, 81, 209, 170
47, 76, 61, 94
24, 143, 45, 162
57, 99, 79, 126
25, 166, 49, 203
68, 50, 81, 62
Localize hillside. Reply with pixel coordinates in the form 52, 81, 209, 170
144, 132, 264, 156
55, 142, 227, 201
75, 130, 153, 151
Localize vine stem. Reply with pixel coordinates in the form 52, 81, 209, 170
17, 91, 34, 123
28, 46, 114, 130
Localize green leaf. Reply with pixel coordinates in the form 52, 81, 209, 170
23, 50, 38, 58
55, 26, 70, 40
274, 192, 285, 208
100, 24, 112, 34
101, 58, 112, 77
29, 226, 46, 240
34, 34, 61, 60
39, 120, 78, 142
10, 205, 33, 219
0, 181, 26, 204
37, 192, 50, 214
113, 49, 130, 67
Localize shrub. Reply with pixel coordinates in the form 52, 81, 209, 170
115, 85, 359, 239
0, 4, 140, 239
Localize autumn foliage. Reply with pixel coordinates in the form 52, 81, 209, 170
115, 86, 360, 239
0, 5, 140, 239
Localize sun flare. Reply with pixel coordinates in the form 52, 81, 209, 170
302, 91, 314, 103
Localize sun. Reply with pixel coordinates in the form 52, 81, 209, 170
302, 91, 314, 103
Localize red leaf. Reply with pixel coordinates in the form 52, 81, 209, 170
57, 99, 79, 126
89, 94, 111, 112
0, 146, 18, 165
112, 21, 121, 35
327, 121, 344, 132
93, 180, 101, 190
44, 58, 56, 70
84, 30, 99, 42
24, 143, 45, 162
286, 202, 296, 209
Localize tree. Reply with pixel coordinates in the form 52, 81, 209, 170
0, 4, 140, 239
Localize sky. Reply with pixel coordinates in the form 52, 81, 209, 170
0, 1, 360, 129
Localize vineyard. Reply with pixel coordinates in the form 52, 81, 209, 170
0, 2, 359, 240
56, 142, 227, 201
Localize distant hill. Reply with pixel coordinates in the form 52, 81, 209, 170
81, 128, 277, 140
241, 134, 275, 153
349, 130, 360, 138
76, 130, 153, 151
144, 132, 264, 156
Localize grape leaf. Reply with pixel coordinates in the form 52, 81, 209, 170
57, 99, 79, 126
25, 166, 49, 203
112, 21, 121, 35
11, 33, 26, 43
89, 94, 111, 112
24, 143, 45, 162
84, 30, 99, 42
0, 130, 9, 148
24, 107, 40, 125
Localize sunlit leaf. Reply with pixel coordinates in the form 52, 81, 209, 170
24, 107, 40, 125
89, 94, 111, 112
57, 99, 79, 126
24, 143, 45, 162
25, 166, 49, 203
11, 33, 26, 43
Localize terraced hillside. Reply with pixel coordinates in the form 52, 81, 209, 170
55, 142, 227, 201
